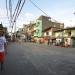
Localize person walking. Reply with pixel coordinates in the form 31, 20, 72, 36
0, 28, 7, 71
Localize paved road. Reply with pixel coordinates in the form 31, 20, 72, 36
0, 42, 75, 75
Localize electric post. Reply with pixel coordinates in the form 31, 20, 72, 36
14, 20, 16, 41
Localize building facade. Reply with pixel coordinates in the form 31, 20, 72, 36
33, 15, 64, 43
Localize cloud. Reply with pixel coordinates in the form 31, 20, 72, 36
47, 8, 75, 27
63, 19, 75, 27
24, 13, 36, 24
0, 8, 9, 29
17, 12, 36, 26
5, 12, 35, 32
25, 13, 34, 19
0, 8, 7, 18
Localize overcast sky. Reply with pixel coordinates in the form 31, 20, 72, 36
0, 0, 75, 32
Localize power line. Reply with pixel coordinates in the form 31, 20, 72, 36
12, 0, 26, 23
6, 0, 9, 19
12, 0, 22, 20
12, 0, 21, 17
9, 0, 12, 26
29, 0, 49, 16
11, 0, 22, 33
11, 0, 26, 33
29, 0, 59, 22
14, 0, 26, 22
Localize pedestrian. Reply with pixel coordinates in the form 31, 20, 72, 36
65, 38, 68, 48
67, 37, 72, 48
0, 28, 7, 71
47, 36, 50, 45
48, 38, 49, 45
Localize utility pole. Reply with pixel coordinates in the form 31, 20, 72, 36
14, 20, 16, 40
7, 0, 26, 41
9, 0, 12, 27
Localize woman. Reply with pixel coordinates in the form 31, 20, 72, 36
0, 28, 7, 71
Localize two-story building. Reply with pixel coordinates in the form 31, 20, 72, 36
54, 27, 75, 47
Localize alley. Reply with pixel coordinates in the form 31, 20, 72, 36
0, 42, 75, 75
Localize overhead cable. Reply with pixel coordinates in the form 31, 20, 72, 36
14, 0, 26, 22
12, 0, 22, 20
11, 0, 22, 32
11, 0, 26, 32
29, 0, 49, 17
29, 0, 59, 22
6, 0, 9, 19
9, 0, 12, 26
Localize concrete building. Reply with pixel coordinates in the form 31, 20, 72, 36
19, 15, 64, 43
53, 27, 75, 47
37, 15, 64, 31
33, 15, 64, 43
34, 15, 64, 36
64, 27, 75, 47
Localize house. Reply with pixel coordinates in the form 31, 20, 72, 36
54, 29, 64, 46
20, 22, 36, 42
33, 15, 64, 43
53, 27, 75, 47
64, 27, 75, 37
64, 27, 75, 47
21, 15, 64, 43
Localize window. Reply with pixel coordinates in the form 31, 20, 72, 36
53, 24, 56, 27
36, 22, 40, 27
37, 22, 40, 24
46, 32, 49, 35
36, 29, 39, 33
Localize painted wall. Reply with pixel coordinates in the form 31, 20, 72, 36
64, 29, 75, 37
71, 30, 75, 37
55, 31, 63, 37
64, 30, 68, 37
34, 20, 42, 37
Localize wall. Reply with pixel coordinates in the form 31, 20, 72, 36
55, 31, 63, 38
71, 30, 75, 37
34, 20, 42, 37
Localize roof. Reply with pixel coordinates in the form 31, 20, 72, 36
37, 15, 49, 20
54, 27, 75, 32
37, 15, 63, 23
64, 27, 75, 30
43, 27, 51, 32
54, 29, 64, 32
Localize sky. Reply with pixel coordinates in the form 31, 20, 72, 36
0, 0, 75, 32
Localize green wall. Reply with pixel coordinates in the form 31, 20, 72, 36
71, 30, 75, 37
34, 20, 42, 37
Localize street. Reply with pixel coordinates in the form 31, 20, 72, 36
0, 42, 75, 75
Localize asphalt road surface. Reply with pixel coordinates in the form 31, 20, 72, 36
0, 42, 75, 75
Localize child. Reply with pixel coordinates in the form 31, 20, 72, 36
0, 28, 7, 71
65, 39, 68, 48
